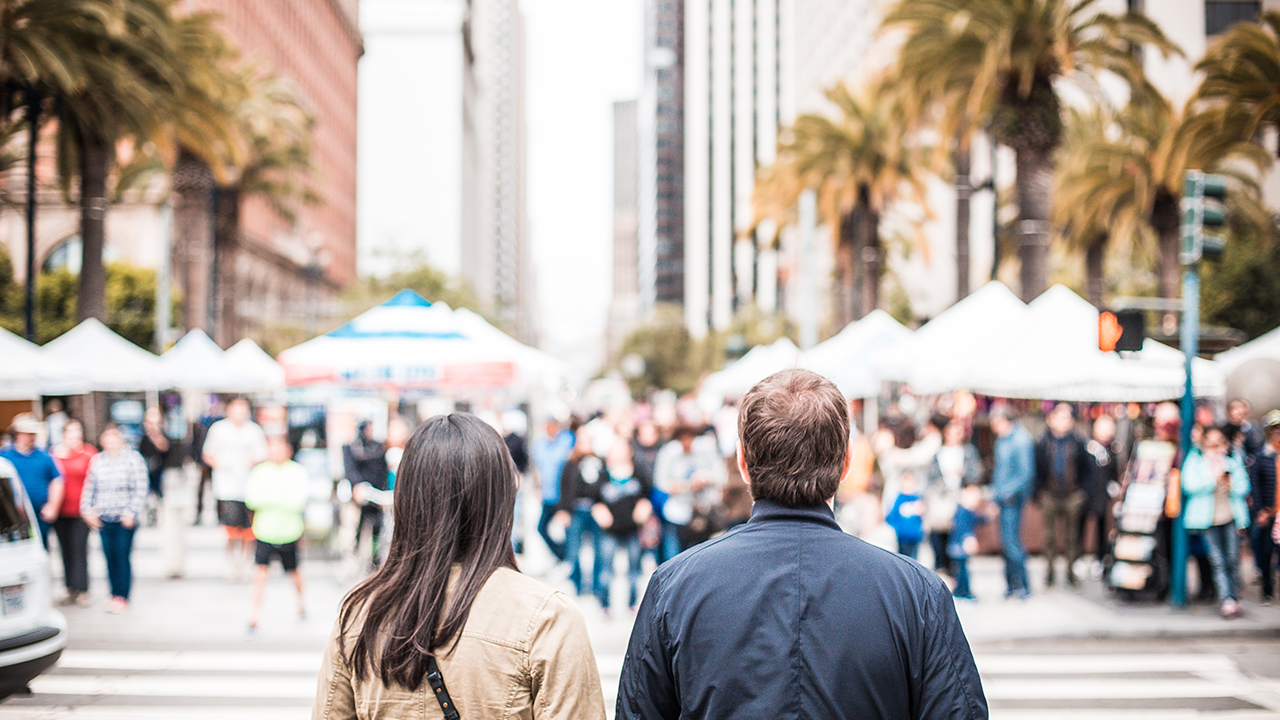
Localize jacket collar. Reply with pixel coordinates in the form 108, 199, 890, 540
747, 498, 841, 531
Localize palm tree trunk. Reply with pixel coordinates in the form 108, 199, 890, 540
172, 148, 215, 333
954, 133, 972, 302
835, 211, 857, 328
857, 184, 881, 317
23, 90, 39, 341
1014, 146, 1053, 301
76, 132, 110, 323
1085, 237, 1106, 309
1151, 189, 1180, 299
213, 184, 239, 345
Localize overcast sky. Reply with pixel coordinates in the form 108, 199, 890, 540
358, 0, 642, 378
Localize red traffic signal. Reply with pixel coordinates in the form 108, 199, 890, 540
1099, 310, 1144, 353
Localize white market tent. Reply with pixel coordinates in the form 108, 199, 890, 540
277, 290, 565, 393
41, 318, 163, 394
967, 285, 1225, 401
0, 327, 41, 400
872, 281, 1029, 394
799, 310, 913, 398
700, 337, 802, 403
225, 338, 286, 394
1214, 324, 1280, 375
160, 329, 257, 393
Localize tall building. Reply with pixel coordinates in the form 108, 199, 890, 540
461, 0, 534, 343
638, 0, 686, 314
177, 0, 363, 345
610, 101, 641, 355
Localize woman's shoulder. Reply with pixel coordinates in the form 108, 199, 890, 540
471, 568, 584, 645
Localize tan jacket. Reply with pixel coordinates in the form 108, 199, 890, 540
313, 567, 607, 720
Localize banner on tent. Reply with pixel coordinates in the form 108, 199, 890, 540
284, 361, 516, 390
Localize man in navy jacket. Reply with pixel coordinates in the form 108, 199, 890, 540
616, 369, 987, 720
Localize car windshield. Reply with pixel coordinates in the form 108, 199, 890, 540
0, 466, 33, 544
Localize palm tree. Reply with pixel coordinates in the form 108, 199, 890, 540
1190, 11, 1280, 159
882, 0, 1177, 301
754, 79, 926, 326
53, 0, 183, 324
0, 0, 118, 338
1053, 89, 1271, 306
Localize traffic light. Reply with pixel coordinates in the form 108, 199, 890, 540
1181, 170, 1229, 264
1099, 310, 1144, 352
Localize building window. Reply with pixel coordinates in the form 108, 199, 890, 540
1205, 1, 1260, 35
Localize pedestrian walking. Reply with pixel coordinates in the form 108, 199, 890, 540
1082, 414, 1120, 571
51, 420, 95, 607
588, 437, 652, 615
202, 398, 269, 581
80, 425, 149, 613
1250, 410, 1280, 604
343, 421, 388, 570
652, 423, 725, 557
617, 369, 987, 719
138, 407, 178, 524
924, 419, 983, 573
949, 483, 989, 601
313, 413, 606, 720
1182, 426, 1252, 619
2, 413, 63, 548
990, 407, 1035, 600
1034, 404, 1090, 587
532, 417, 575, 562
245, 435, 309, 632
886, 470, 925, 560
554, 428, 604, 597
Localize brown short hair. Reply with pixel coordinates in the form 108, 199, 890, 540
737, 369, 849, 507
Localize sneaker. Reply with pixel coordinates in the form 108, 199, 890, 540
1220, 599, 1244, 619
57, 593, 77, 607
1262, 595, 1274, 607
105, 597, 128, 614
74, 593, 92, 608
952, 593, 978, 603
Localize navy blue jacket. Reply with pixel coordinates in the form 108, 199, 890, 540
616, 499, 987, 720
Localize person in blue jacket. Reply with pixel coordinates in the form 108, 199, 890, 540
1182, 426, 1251, 619
990, 407, 1035, 600
617, 369, 986, 720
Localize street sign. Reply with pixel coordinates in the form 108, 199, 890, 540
1098, 310, 1144, 352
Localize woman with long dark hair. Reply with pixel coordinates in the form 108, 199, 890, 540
313, 413, 606, 719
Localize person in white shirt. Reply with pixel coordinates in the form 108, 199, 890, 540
653, 424, 726, 558
202, 398, 268, 581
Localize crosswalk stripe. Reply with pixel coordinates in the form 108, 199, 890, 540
56, 649, 322, 673
30, 674, 317, 699
976, 653, 1239, 675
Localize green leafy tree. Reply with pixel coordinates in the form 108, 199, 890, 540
882, 0, 1177, 301
1203, 222, 1280, 340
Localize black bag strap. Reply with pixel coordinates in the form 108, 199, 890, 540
425, 656, 460, 720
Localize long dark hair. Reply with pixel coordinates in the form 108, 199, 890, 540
338, 413, 519, 689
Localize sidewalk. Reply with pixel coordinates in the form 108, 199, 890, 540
953, 553, 1280, 644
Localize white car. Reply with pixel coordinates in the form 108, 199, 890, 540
0, 457, 67, 699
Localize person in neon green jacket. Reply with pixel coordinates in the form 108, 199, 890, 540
245, 435, 310, 631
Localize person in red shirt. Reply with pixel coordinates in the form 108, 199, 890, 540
52, 420, 96, 607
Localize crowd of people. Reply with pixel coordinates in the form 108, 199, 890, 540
3, 386, 1278, 631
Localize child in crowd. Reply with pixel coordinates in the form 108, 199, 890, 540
886, 471, 925, 560
949, 482, 988, 601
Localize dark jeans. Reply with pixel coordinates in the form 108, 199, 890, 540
660, 519, 682, 564
565, 507, 601, 596
354, 504, 384, 565
596, 532, 643, 610
53, 517, 90, 595
1080, 510, 1109, 561
1253, 521, 1278, 599
999, 495, 1030, 595
952, 556, 973, 598
1197, 523, 1241, 603
99, 521, 137, 600
36, 518, 51, 550
537, 502, 566, 561
929, 531, 952, 573
897, 538, 920, 560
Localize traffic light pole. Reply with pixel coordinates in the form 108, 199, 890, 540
1171, 267, 1198, 609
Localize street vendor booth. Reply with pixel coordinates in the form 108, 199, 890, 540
0, 328, 42, 429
